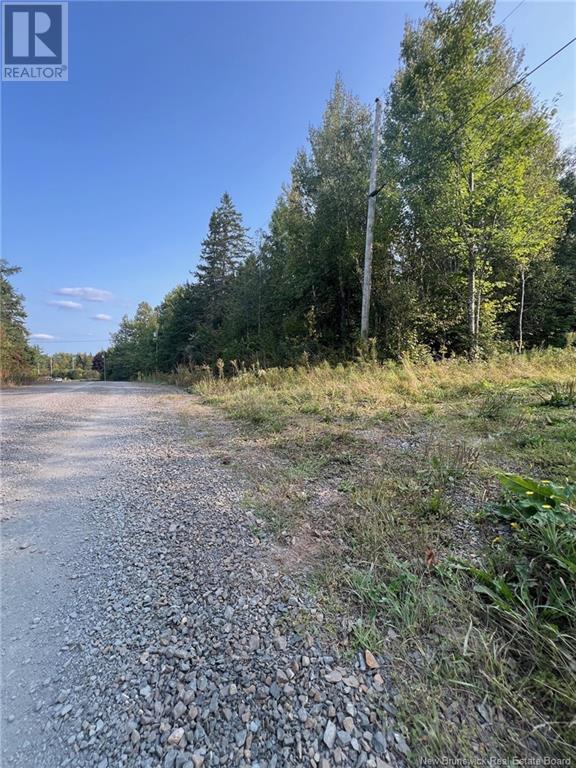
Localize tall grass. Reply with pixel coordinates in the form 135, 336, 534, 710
194, 348, 576, 425
189, 347, 576, 759
141, 364, 212, 388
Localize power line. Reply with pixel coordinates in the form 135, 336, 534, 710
497, 0, 527, 26
378, 0, 528, 106
451, 35, 576, 138
371, 33, 576, 197
429, 34, 576, 173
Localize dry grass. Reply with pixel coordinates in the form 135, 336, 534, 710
190, 348, 576, 762
196, 347, 575, 424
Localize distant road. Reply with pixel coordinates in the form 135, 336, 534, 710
1, 382, 179, 766
1, 381, 401, 768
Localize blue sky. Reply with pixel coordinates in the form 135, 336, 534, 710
2, 0, 575, 354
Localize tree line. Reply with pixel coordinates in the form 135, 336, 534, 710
0, 260, 37, 384
40, 352, 99, 379
0, 259, 100, 383
105, 0, 574, 380
5, 0, 573, 385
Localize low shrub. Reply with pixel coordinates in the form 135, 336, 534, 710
462, 473, 576, 739
538, 379, 576, 408
477, 390, 516, 420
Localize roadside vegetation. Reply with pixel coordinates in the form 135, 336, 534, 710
103, 0, 575, 381
0, 260, 37, 384
193, 348, 576, 761
4, 0, 575, 762
102, 1, 576, 746
0, 259, 99, 384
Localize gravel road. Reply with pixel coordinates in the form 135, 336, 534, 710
1, 382, 406, 768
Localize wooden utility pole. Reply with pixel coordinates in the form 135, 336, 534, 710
518, 265, 526, 353
360, 97, 382, 342
467, 169, 478, 359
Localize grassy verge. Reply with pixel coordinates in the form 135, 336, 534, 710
193, 349, 576, 761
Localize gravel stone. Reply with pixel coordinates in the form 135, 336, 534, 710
323, 720, 337, 749
1, 383, 401, 767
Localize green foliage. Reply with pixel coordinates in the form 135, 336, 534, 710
427, 441, 480, 486
104, 0, 574, 379
201, 346, 575, 756
477, 390, 516, 420
347, 562, 440, 638
496, 472, 575, 525
351, 618, 382, 653
538, 379, 576, 408
92, 351, 105, 375
383, 0, 568, 357
518, 152, 576, 347
42, 351, 97, 379
192, 192, 252, 357
156, 284, 203, 371
462, 473, 576, 730
106, 302, 158, 380
233, 77, 375, 364
0, 272, 92, 383
0, 260, 35, 383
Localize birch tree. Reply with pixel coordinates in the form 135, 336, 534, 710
383, 0, 567, 356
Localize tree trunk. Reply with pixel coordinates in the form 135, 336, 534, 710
467, 253, 477, 358
476, 286, 482, 342
257, 261, 262, 339
466, 171, 478, 359
518, 266, 526, 353
338, 261, 346, 344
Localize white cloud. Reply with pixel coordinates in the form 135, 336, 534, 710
55, 287, 113, 302
91, 313, 112, 321
30, 333, 56, 340
47, 300, 83, 310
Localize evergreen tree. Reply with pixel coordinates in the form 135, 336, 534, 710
92, 352, 106, 376
195, 192, 251, 330
157, 283, 203, 369
0, 260, 35, 383
220, 249, 266, 362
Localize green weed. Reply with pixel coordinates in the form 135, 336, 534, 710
197, 349, 576, 759
351, 618, 383, 653
426, 441, 480, 487
538, 379, 576, 408
459, 473, 576, 745
477, 390, 516, 420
